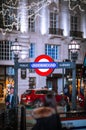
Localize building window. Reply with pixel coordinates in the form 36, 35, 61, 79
29, 43, 35, 58
0, 41, 13, 60
28, 10, 35, 32
71, 16, 78, 31
70, 15, 83, 38
45, 44, 59, 60
50, 12, 57, 29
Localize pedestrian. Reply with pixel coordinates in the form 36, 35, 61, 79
5, 87, 18, 109
5, 87, 18, 130
44, 91, 57, 110
31, 92, 63, 130
64, 84, 69, 96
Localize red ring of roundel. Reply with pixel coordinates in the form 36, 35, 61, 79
34, 54, 54, 76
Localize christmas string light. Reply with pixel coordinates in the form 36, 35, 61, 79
5, 0, 19, 6
68, 0, 84, 11
1, 0, 51, 15
0, 0, 51, 34
0, 0, 85, 35
27, 0, 51, 21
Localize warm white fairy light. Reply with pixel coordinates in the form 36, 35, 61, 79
0, 0, 51, 34
0, 0, 85, 34
68, 0, 84, 11
27, 0, 51, 21
5, 0, 19, 5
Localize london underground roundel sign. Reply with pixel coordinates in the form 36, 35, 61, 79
34, 54, 55, 76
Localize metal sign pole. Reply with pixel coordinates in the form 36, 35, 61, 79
72, 62, 77, 110
14, 54, 19, 107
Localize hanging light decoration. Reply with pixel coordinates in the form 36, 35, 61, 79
68, 0, 85, 11
0, 0, 51, 34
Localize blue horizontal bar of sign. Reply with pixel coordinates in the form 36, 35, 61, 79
18, 63, 30, 68
30, 62, 58, 69
18, 62, 74, 69
58, 62, 74, 68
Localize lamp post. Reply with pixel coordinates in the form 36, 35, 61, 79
68, 38, 80, 110
11, 38, 22, 107
62, 67, 65, 93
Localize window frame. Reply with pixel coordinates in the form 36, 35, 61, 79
29, 43, 35, 58
45, 44, 60, 60
50, 11, 57, 29
28, 9, 35, 32
70, 15, 80, 31
0, 40, 13, 60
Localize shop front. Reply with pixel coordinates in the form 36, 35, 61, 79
0, 66, 14, 103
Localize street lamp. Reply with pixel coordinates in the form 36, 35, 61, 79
68, 38, 80, 110
11, 38, 22, 107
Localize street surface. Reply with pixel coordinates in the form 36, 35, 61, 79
0, 103, 86, 130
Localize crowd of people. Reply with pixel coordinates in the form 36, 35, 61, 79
5, 87, 70, 130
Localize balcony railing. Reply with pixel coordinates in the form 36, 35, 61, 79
70, 30, 83, 38
49, 28, 63, 36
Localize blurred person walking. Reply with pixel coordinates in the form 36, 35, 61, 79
31, 92, 63, 130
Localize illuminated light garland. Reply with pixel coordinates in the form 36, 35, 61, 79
0, 0, 85, 35
27, 0, 51, 21
0, 0, 51, 34
0, 0, 51, 15
0, 28, 13, 35
68, 0, 85, 11
5, 0, 19, 6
